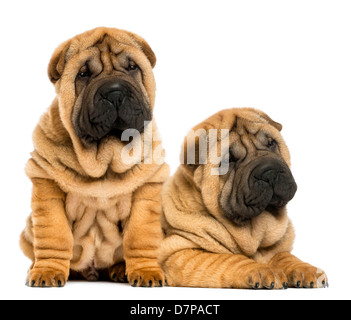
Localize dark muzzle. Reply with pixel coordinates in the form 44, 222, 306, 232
76, 79, 152, 144
247, 158, 297, 210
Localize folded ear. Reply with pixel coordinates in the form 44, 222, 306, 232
48, 41, 71, 84
128, 32, 157, 68
253, 109, 283, 132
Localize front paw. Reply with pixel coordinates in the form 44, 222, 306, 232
26, 268, 67, 287
235, 264, 288, 290
286, 265, 328, 288
128, 267, 165, 288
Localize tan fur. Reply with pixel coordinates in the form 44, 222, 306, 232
20, 27, 169, 287
160, 108, 328, 289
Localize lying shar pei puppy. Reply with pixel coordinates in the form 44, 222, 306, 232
20, 27, 169, 287
160, 108, 328, 289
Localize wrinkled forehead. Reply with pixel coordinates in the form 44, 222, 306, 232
192, 109, 281, 139
188, 108, 291, 165
230, 115, 278, 142
229, 112, 291, 165
229, 118, 276, 152
65, 31, 139, 63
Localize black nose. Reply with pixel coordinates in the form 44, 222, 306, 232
93, 80, 152, 134
252, 160, 281, 184
251, 159, 297, 207
94, 82, 128, 108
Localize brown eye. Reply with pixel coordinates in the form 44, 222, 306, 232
221, 152, 238, 166
267, 138, 277, 148
229, 152, 238, 163
77, 65, 91, 79
127, 61, 138, 72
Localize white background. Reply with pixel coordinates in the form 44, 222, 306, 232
0, 0, 350, 300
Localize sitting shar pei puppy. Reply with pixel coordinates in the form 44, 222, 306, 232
20, 27, 169, 287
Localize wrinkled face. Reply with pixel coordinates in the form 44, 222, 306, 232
48, 28, 156, 146
184, 109, 297, 225
72, 44, 153, 145
218, 118, 297, 224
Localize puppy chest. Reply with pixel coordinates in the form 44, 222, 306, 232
65, 193, 132, 269
235, 212, 290, 257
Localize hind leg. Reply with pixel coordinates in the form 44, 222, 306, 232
20, 218, 35, 262
108, 261, 127, 283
